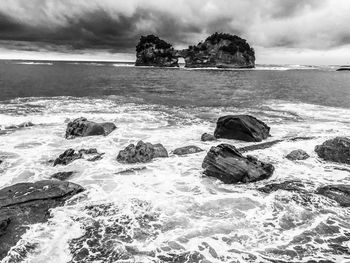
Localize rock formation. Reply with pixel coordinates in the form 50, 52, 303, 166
202, 144, 274, 184
53, 148, 104, 166
315, 137, 350, 164
0, 180, 84, 259
173, 145, 203, 156
65, 117, 116, 139
135, 32, 255, 68
201, 133, 216, 142
317, 184, 350, 207
285, 149, 310, 161
117, 141, 168, 163
214, 115, 270, 142
135, 35, 178, 67
182, 33, 255, 68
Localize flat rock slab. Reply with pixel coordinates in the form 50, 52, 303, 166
202, 143, 274, 184
317, 184, 350, 207
173, 146, 203, 156
117, 141, 168, 164
214, 115, 270, 142
65, 117, 116, 139
0, 180, 84, 259
315, 137, 350, 164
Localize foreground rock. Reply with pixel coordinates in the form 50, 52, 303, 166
201, 133, 216, 142
0, 180, 84, 259
135, 35, 178, 67
315, 137, 350, 164
317, 184, 350, 207
173, 145, 203, 156
65, 117, 116, 139
182, 32, 255, 68
117, 141, 168, 163
53, 148, 104, 166
202, 144, 274, 184
285, 149, 310, 161
214, 115, 270, 142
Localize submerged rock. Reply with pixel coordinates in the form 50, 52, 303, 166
51, 171, 76, 180
135, 35, 178, 67
258, 180, 307, 194
285, 149, 310, 161
182, 32, 255, 68
65, 117, 116, 139
54, 149, 82, 166
315, 137, 350, 164
201, 133, 216, 142
214, 115, 270, 142
5, 121, 34, 129
317, 184, 350, 207
117, 141, 168, 163
173, 145, 203, 156
0, 180, 84, 259
202, 143, 274, 184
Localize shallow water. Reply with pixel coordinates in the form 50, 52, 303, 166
0, 61, 350, 262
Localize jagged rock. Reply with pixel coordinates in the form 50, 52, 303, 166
315, 137, 350, 164
135, 35, 178, 67
202, 143, 274, 184
182, 32, 255, 68
173, 145, 203, 156
117, 141, 168, 163
317, 184, 350, 207
53, 149, 82, 166
65, 117, 116, 139
285, 149, 310, 161
201, 133, 216, 142
51, 171, 76, 180
0, 180, 84, 260
214, 115, 270, 142
258, 180, 307, 194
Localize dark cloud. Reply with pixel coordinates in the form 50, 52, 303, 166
0, 0, 349, 54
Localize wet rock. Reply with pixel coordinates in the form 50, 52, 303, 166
173, 146, 203, 156
285, 150, 310, 161
201, 133, 216, 142
51, 171, 76, 180
157, 251, 207, 263
238, 140, 283, 153
65, 117, 116, 139
202, 143, 274, 184
258, 180, 307, 194
116, 167, 147, 175
214, 115, 270, 142
315, 137, 350, 164
53, 149, 82, 166
317, 184, 350, 207
79, 148, 98, 154
87, 153, 104, 162
117, 141, 168, 163
0, 180, 84, 260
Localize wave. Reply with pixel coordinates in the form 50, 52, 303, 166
14, 61, 53, 65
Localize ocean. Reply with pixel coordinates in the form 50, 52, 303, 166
0, 60, 350, 263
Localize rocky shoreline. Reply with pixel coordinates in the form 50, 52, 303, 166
1, 114, 350, 260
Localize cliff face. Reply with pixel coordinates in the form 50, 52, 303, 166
183, 33, 255, 68
135, 33, 255, 68
135, 35, 178, 67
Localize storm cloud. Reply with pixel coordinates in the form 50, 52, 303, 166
0, 0, 349, 54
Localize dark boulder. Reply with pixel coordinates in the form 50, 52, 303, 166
315, 137, 350, 164
51, 171, 76, 180
201, 133, 216, 142
65, 117, 116, 139
285, 149, 310, 161
117, 141, 168, 164
317, 184, 350, 207
0, 180, 84, 259
173, 145, 204, 156
214, 115, 270, 142
54, 149, 82, 166
202, 143, 274, 184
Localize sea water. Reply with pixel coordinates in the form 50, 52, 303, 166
0, 60, 350, 262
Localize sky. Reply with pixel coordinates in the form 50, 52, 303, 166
0, 0, 349, 65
